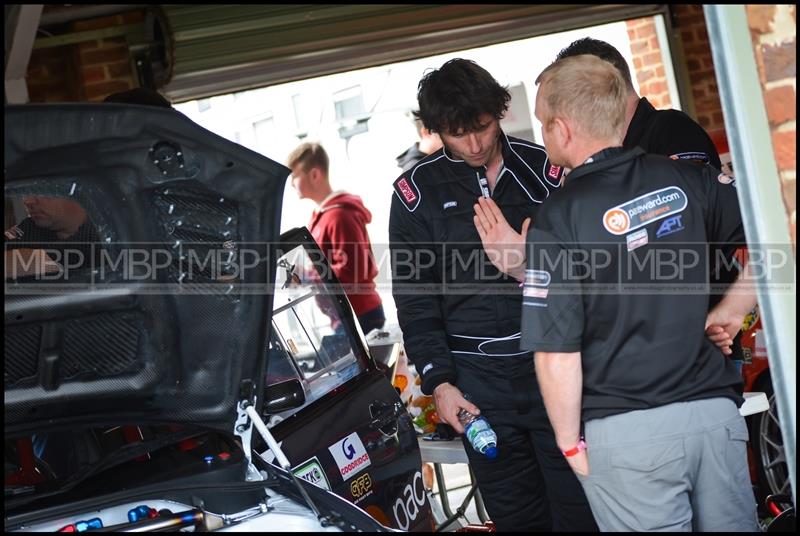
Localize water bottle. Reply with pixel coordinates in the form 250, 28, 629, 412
458, 402, 498, 459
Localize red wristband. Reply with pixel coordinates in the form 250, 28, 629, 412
562, 439, 587, 458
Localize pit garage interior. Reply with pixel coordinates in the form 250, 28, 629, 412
4, 3, 796, 530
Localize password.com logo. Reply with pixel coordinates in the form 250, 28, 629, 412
603, 208, 630, 234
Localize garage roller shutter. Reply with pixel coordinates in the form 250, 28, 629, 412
161, 4, 665, 101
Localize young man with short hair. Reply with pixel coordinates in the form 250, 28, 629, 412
287, 142, 385, 334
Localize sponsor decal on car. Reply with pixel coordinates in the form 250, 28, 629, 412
392, 470, 427, 531
602, 186, 688, 235
350, 473, 373, 504
328, 432, 371, 481
293, 456, 331, 491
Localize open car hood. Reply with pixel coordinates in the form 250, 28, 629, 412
4, 103, 289, 436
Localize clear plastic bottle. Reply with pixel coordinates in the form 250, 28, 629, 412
457, 403, 498, 459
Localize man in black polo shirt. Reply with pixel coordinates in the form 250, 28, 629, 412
556, 38, 746, 362
475, 54, 758, 531
389, 58, 596, 531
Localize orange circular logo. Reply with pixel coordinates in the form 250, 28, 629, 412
603, 208, 630, 235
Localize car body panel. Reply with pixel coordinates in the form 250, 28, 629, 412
5, 103, 286, 436
260, 228, 432, 530
4, 103, 426, 531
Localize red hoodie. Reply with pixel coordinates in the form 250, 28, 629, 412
308, 192, 382, 316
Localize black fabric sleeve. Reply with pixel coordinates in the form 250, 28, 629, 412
704, 166, 745, 245
389, 193, 457, 395
703, 165, 746, 296
519, 208, 584, 353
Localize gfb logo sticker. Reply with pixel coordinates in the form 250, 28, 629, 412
603, 186, 688, 236
350, 473, 373, 504
523, 269, 550, 299
293, 457, 331, 491
328, 432, 371, 481
393, 471, 427, 531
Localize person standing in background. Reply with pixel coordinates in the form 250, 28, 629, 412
287, 141, 385, 334
395, 113, 443, 172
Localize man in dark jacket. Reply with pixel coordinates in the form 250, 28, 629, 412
395, 114, 443, 172
389, 58, 596, 532
556, 37, 722, 169
556, 37, 745, 375
288, 142, 385, 334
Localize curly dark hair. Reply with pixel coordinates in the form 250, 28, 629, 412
414, 58, 510, 134
556, 38, 635, 91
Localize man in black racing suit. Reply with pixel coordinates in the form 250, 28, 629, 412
389, 58, 597, 532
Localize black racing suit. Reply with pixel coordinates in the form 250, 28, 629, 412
389, 132, 597, 532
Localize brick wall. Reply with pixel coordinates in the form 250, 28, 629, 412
625, 17, 672, 109
672, 5, 726, 136
747, 4, 797, 247
26, 44, 82, 103
626, 8, 727, 144
26, 10, 143, 103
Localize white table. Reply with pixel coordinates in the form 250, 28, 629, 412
418, 437, 469, 464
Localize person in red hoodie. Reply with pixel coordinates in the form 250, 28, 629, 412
287, 142, 385, 334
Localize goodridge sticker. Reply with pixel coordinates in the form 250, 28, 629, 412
328, 432, 371, 481
603, 186, 688, 236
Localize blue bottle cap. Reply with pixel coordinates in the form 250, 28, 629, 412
484, 446, 498, 459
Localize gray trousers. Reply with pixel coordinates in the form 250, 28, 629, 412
577, 398, 758, 532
